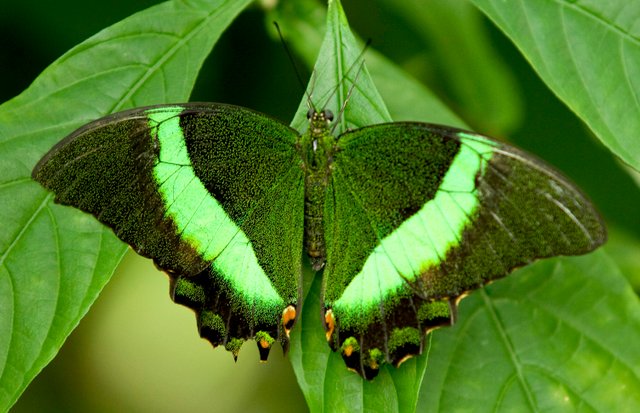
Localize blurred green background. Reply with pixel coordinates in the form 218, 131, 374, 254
3, 0, 639, 411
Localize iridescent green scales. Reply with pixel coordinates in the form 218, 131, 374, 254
149, 107, 285, 322
329, 133, 495, 328
32, 102, 605, 380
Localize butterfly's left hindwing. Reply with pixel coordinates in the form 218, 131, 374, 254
322, 123, 606, 379
33, 103, 305, 357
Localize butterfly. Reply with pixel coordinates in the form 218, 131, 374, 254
32, 101, 606, 379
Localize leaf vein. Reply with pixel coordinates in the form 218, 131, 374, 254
480, 289, 538, 410
560, 0, 640, 45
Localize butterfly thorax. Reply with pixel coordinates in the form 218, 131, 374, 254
301, 109, 336, 270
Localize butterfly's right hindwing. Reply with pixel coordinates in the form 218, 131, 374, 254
33, 103, 305, 357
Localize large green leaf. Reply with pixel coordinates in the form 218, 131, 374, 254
419, 251, 640, 411
0, 0, 252, 410
469, 0, 640, 171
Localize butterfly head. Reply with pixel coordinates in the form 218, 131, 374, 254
307, 107, 334, 135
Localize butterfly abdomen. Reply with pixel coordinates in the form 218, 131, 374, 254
304, 168, 329, 270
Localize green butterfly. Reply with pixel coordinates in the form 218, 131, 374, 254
32, 99, 605, 379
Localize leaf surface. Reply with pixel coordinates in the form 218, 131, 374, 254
0, 0, 252, 409
470, 0, 640, 170
419, 251, 640, 412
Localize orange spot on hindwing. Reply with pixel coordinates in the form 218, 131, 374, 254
324, 309, 335, 342
282, 305, 297, 337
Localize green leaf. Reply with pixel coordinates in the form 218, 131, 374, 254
289, 0, 391, 133
0, 0, 252, 409
291, 268, 429, 413
469, 0, 640, 171
418, 249, 640, 411
267, 0, 465, 128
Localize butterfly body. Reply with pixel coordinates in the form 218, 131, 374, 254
33, 102, 605, 379
301, 109, 335, 270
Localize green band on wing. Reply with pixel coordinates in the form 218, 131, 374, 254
147, 108, 284, 314
333, 134, 494, 321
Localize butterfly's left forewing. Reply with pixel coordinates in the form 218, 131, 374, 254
33, 103, 305, 357
322, 123, 605, 379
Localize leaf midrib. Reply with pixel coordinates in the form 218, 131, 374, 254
480, 288, 538, 411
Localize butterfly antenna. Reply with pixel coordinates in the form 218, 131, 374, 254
273, 22, 316, 112
330, 61, 366, 134
324, 39, 372, 133
307, 69, 318, 111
